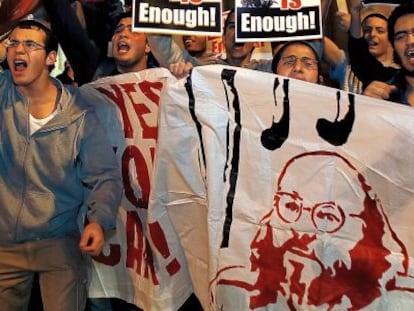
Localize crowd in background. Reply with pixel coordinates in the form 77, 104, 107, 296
0, 0, 407, 99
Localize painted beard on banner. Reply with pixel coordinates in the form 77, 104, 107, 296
247, 151, 408, 310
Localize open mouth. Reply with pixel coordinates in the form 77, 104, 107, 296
367, 40, 378, 47
117, 41, 130, 53
406, 49, 414, 59
13, 59, 27, 71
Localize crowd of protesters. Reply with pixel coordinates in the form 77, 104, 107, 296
1, 0, 412, 104
0, 0, 413, 310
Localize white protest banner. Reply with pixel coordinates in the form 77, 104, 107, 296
235, 0, 323, 42
132, 0, 222, 35
88, 69, 193, 311
152, 64, 414, 310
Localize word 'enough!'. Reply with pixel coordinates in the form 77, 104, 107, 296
138, 3, 217, 28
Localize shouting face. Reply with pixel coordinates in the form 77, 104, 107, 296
222, 12, 255, 67
6, 25, 55, 87
111, 17, 150, 73
393, 13, 414, 73
362, 16, 390, 62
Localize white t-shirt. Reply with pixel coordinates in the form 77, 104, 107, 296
30, 109, 58, 135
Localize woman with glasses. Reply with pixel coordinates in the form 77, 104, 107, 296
271, 40, 322, 84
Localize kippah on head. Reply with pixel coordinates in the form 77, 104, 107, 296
16, 14, 52, 33
13, 13, 58, 55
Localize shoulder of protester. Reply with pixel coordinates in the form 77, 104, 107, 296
243, 59, 273, 73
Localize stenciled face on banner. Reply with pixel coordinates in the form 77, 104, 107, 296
213, 150, 414, 310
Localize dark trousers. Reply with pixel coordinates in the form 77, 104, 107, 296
0, 236, 88, 311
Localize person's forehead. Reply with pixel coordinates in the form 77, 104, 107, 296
281, 44, 315, 57
117, 17, 133, 26
10, 26, 45, 40
394, 13, 414, 30
115, 17, 146, 39
363, 16, 387, 27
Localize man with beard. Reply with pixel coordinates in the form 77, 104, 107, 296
213, 151, 412, 310
363, 2, 414, 106
247, 151, 406, 310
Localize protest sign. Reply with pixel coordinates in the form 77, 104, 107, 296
235, 0, 323, 42
132, 0, 222, 35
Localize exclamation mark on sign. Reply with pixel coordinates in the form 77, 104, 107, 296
309, 11, 315, 29
210, 7, 216, 27
148, 221, 181, 276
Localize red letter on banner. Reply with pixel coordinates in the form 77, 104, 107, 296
126, 211, 159, 285
97, 83, 136, 139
